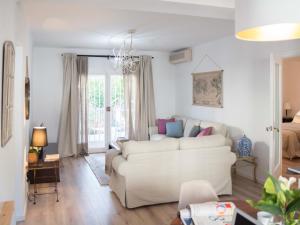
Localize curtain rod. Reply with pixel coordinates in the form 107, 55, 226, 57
61, 54, 154, 59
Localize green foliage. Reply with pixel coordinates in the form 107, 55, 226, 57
248, 175, 300, 225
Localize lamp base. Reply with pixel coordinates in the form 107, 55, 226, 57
38, 148, 44, 160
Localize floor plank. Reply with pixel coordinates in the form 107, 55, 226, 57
18, 157, 261, 225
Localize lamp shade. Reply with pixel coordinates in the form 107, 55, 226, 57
284, 102, 292, 110
31, 127, 48, 147
235, 0, 300, 41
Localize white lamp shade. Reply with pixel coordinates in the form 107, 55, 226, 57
235, 0, 300, 41
284, 102, 292, 110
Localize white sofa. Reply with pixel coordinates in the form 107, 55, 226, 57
109, 134, 236, 208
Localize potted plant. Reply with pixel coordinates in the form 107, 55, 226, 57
247, 175, 300, 225
28, 146, 40, 163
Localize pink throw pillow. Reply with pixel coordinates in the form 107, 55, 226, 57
197, 127, 213, 137
158, 118, 175, 134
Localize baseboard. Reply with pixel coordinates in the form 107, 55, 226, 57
16, 201, 27, 222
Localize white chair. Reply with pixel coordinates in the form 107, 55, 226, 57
178, 180, 219, 210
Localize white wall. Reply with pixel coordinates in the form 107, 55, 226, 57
282, 57, 300, 117
174, 36, 300, 182
31, 47, 175, 142
0, 0, 32, 223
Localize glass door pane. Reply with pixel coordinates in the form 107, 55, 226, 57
110, 75, 125, 142
88, 75, 106, 151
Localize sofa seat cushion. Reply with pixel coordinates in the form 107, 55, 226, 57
122, 138, 180, 158
179, 135, 226, 150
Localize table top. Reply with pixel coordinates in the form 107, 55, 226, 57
28, 159, 59, 170
170, 200, 257, 225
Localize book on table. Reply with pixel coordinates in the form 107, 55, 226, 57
180, 201, 258, 225
44, 154, 59, 162
180, 202, 235, 225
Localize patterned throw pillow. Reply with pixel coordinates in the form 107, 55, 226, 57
197, 127, 213, 137
189, 126, 201, 137
166, 120, 183, 138
157, 118, 175, 134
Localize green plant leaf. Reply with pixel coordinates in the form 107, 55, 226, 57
254, 203, 283, 215
277, 190, 287, 207
264, 175, 281, 195
286, 198, 300, 214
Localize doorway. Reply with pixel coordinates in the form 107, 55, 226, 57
269, 52, 300, 179
87, 74, 125, 153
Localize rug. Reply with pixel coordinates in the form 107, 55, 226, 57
85, 153, 110, 185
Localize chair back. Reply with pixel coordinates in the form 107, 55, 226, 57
178, 180, 219, 210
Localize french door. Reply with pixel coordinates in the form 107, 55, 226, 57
87, 74, 125, 153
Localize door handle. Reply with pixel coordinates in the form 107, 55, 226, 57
266, 126, 280, 132
106, 106, 111, 112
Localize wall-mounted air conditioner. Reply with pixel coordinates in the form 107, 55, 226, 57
169, 48, 192, 64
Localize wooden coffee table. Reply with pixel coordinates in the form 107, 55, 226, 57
170, 200, 257, 225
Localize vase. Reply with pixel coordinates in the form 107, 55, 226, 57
238, 135, 252, 157
28, 152, 38, 163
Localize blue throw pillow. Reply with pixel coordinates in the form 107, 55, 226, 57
166, 120, 183, 138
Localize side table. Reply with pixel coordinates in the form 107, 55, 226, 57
27, 160, 60, 204
232, 156, 257, 183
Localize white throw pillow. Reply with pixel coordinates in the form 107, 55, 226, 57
293, 111, 300, 123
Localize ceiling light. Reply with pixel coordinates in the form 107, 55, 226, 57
235, 0, 300, 41
112, 29, 139, 74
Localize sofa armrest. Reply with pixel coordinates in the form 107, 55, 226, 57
149, 126, 158, 136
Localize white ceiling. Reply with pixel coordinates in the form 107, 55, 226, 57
23, 0, 235, 51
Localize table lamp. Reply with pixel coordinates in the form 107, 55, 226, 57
284, 102, 292, 117
31, 126, 48, 160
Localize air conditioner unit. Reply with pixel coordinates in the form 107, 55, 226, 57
169, 48, 192, 64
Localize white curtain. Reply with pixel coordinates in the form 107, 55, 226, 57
58, 54, 89, 157
58, 53, 79, 157
77, 56, 89, 155
124, 55, 156, 141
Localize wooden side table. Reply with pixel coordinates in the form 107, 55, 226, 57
232, 156, 257, 183
27, 160, 60, 204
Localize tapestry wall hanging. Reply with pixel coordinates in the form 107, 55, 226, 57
192, 70, 223, 108
1, 41, 15, 147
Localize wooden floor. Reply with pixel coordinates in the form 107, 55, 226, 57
18, 157, 262, 225
282, 157, 300, 179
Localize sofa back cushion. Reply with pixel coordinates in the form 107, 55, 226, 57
122, 138, 179, 158
200, 121, 227, 137
179, 135, 226, 150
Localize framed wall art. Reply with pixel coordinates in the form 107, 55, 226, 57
1, 41, 15, 147
192, 70, 223, 108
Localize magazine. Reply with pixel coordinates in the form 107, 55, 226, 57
180, 202, 236, 225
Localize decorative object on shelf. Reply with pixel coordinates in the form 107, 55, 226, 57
1, 41, 15, 147
25, 56, 30, 120
237, 135, 252, 157
28, 146, 39, 164
111, 29, 139, 74
247, 175, 300, 225
284, 102, 292, 117
192, 54, 223, 108
235, 0, 300, 42
31, 125, 48, 160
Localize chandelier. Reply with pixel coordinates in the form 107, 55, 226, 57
112, 29, 139, 74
